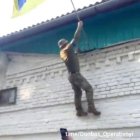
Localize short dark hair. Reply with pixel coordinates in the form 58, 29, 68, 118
58, 38, 68, 48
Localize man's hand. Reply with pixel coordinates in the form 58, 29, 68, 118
71, 20, 83, 46
78, 21, 83, 28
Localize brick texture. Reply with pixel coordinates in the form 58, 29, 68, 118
0, 41, 140, 139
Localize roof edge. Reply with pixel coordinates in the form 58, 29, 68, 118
0, 0, 140, 46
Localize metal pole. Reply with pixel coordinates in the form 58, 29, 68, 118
70, 0, 90, 50
70, 0, 80, 21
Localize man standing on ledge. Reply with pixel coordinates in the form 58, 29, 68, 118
58, 21, 101, 117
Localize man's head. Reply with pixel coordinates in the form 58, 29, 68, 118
58, 38, 68, 49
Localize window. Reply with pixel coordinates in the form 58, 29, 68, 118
0, 87, 17, 106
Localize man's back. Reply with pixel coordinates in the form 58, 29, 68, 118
60, 45, 80, 73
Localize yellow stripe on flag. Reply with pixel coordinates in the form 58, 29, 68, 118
13, 0, 46, 17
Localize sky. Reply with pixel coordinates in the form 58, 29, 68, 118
0, 0, 101, 37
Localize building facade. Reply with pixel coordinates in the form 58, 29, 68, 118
0, 41, 140, 140
0, 0, 140, 140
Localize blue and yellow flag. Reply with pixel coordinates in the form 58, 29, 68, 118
13, 0, 46, 17
18, 0, 26, 10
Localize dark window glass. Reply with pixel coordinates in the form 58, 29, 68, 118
0, 87, 17, 106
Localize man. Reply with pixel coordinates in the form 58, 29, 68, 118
58, 21, 101, 117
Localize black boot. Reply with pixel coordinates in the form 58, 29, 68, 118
76, 109, 88, 117
88, 106, 101, 116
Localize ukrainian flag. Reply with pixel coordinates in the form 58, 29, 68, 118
13, 0, 46, 17
17, 0, 26, 10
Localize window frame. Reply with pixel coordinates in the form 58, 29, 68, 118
0, 87, 17, 106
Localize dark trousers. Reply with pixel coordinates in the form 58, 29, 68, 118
68, 73, 96, 112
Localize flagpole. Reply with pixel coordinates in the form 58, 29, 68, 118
70, 0, 90, 50
70, 0, 80, 21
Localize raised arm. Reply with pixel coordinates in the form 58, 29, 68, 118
71, 20, 83, 45
63, 21, 83, 50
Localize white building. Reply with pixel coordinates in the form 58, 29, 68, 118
0, 0, 140, 139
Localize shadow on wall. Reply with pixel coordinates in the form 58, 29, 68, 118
0, 53, 9, 89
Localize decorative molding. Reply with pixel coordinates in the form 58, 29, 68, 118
105, 59, 111, 66
3, 42, 140, 87
95, 62, 101, 69
116, 55, 121, 64
128, 53, 134, 61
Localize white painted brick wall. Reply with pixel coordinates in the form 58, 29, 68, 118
0, 53, 9, 89
0, 41, 140, 140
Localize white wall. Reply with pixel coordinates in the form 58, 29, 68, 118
0, 53, 9, 89
0, 40, 140, 140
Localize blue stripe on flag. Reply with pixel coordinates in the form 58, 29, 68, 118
18, 0, 26, 10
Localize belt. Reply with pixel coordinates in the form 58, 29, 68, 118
69, 72, 79, 74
